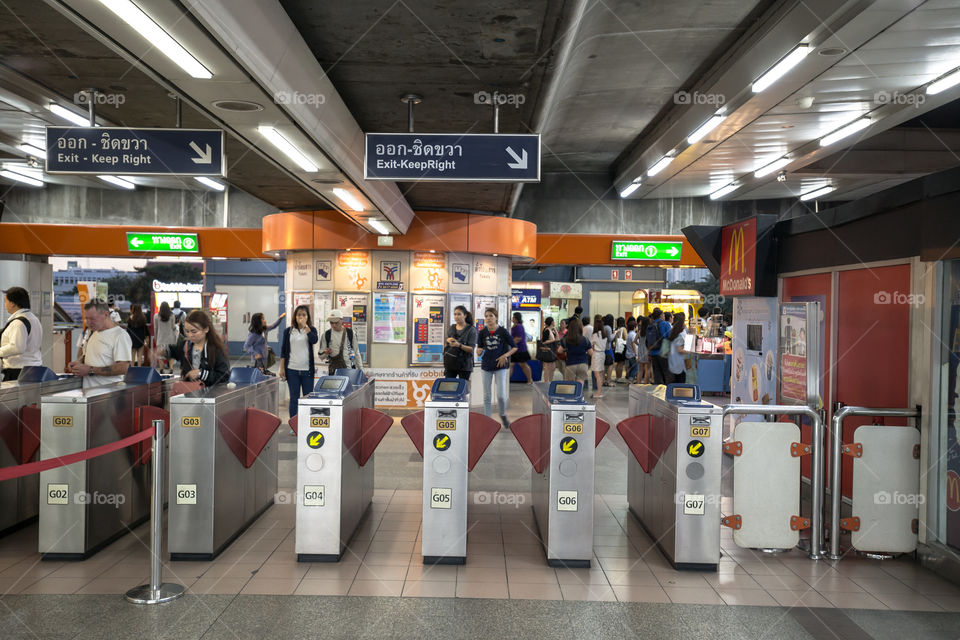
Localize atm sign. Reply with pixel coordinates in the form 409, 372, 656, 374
310, 416, 330, 428
52, 416, 73, 427
180, 416, 201, 428
436, 419, 456, 431
563, 422, 583, 435
690, 426, 710, 438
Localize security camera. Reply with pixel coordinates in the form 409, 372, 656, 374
776, 170, 787, 182
796, 96, 815, 109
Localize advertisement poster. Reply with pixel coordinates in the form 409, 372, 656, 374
367, 368, 443, 409
548, 281, 582, 299
313, 292, 332, 333
373, 292, 407, 343
336, 292, 369, 363
779, 303, 808, 404
731, 297, 778, 423
473, 294, 497, 334
511, 288, 542, 309
448, 293, 472, 326
336, 251, 371, 291
411, 251, 447, 293
411, 294, 446, 365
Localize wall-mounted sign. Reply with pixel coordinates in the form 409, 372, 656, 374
336, 251, 371, 291
127, 232, 198, 253
451, 262, 470, 285
411, 294, 446, 365
411, 252, 447, 292
373, 292, 407, 343
378, 260, 403, 290
473, 257, 498, 294
548, 282, 582, 299
152, 280, 203, 293
719, 216, 778, 297
511, 288, 541, 309
611, 240, 682, 261
315, 260, 332, 283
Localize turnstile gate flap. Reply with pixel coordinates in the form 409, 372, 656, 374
288, 415, 299, 436
356, 408, 392, 467
134, 405, 170, 466
401, 411, 425, 457
510, 414, 546, 474
244, 408, 281, 469
18, 404, 41, 465
596, 418, 610, 448
171, 380, 204, 397
617, 415, 654, 473
467, 412, 500, 472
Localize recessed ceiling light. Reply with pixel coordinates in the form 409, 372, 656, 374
194, 176, 225, 191
369, 219, 390, 235
19, 143, 46, 159
928, 68, 960, 96
800, 185, 835, 201
647, 155, 674, 177
619, 179, 641, 198
332, 187, 364, 212
687, 114, 726, 144
820, 117, 871, 146
257, 125, 319, 172
754, 157, 791, 178
752, 44, 811, 93
709, 183, 738, 200
48, 103, 90, 126
212, 99, 264, 112
98, 175, 135, 189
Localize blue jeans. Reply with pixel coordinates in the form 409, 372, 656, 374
626, 357, 638, 380
286, 369, 313, 418
481, 368, 509, 418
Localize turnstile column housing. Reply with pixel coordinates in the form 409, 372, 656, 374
421, 396, 470, 564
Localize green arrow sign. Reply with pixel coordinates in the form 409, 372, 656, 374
611, 240, 682, 261
126, 232, 199, 253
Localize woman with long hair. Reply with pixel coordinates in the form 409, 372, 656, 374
667, 312, 688, 384
244, 311, 286, 371
636, 316, 652, 383
444, 305, 477, 380
590, 313, 608, 399
126, 304, 148, 366
539, 316, 559, 382
612, 316, 627, 382
556, 317, 592, 385
476, 307, 517, 429
510, 311, 533, 384
152, 301, 179, 373
279, 305, 318, 425
159, 310, 231, 386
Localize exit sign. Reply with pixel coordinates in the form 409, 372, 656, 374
611, 240, 682, 261
126, 232, 199, 253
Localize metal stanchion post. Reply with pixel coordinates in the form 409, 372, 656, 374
126, 419, 185, 604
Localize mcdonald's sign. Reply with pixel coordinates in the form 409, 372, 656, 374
947, 469, 960, 512
720, 218, 758, 296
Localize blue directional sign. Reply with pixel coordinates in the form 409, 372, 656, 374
365, 133, 539, 182
45, 127, 224, 176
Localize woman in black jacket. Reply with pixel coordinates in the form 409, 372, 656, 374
160, 310, 231, 386
279, 304, 319, 424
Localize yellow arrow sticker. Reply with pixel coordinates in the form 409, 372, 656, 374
687, 440, 704, 458
560, 436, 578, 454
440, 436, 449, 447
308, 431, 325, 449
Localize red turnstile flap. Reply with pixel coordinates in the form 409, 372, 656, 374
596, 418, 611, 448
288, 415, 299, 436
244, 407, 281, 468
617, 415, 655, 473
135, 405, 170, 466
18, 404, 41, 465
358, 408, 393, 467
171, 380, 204, 397
508, 413, 545, 474
467, 412, 500, 472
218, 408, 248, 467
400, 411, 425, 457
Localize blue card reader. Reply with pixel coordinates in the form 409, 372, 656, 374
665, 383, 701, 404
430, 378, 468, 402
548, 380, 584, 404
312, 375, 352, 398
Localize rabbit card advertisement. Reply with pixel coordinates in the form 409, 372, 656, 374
731, 297, 778, 423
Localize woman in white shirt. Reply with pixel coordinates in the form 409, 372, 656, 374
153, 302, 179, 373
589, 313, 607, 399
279, 305, 319, 426
668, 312, 689, 383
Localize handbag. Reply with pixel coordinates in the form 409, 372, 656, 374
266, 346, 277, 369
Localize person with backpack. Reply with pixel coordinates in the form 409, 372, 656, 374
0, 287, 42, 381
476, 307, 516, 429
319, 309, 363, 375
648, 308, 673, 385
443, 305, 477, 380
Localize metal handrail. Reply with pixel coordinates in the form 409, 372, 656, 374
723, 404, 824, 560
827, 405, 921, 560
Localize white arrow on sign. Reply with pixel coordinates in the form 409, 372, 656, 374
666, 246, 679, 257
189, 141, 213, 165
505, 147, 528, 170
130, 237, 144, 248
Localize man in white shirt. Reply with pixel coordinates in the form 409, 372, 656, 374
67, 300, 132, 389
0, 287, 43, 381
319, 309, 363, 375
108, 301, 121, 324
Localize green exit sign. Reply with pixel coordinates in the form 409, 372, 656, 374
126, 232, 199, 253
611, 240, 682, 261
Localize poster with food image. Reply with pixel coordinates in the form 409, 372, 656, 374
731, 297, 778, 423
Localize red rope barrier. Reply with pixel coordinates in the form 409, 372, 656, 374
0, 427, 156, 483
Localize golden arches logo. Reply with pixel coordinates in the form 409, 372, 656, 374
728, 227, 746, 274
947, 470, 960, 512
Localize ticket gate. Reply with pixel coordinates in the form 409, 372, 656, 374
0, 367, 80, 536
400, 378, 500, 564
167, 367, 281, 560
38, 367, 177, 559
295, 372, 392, 561
509, 381, 610, 568
617, 384, 723, 570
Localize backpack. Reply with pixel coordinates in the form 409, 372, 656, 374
324, 327, 356, 365
0, 315, 31, 339
644, 325, 660, 350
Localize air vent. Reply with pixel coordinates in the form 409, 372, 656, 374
310, 178, 341, 185
818, 47, 846, 57
211, 100, 264, 112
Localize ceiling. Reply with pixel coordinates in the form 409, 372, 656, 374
0, 0, 959, 225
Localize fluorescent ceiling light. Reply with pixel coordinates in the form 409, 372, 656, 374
709, 183, 738, 200
3, 163, 43, 178
194, 176, 225, 191
647, 155, 674, 177
819, 117, 871, 146
927, 68, 960, 95
752, 44, 811, 93
48, 103, 90, 126
98, 175, 135, 189
97, 0, 212, 79
19, 143, 46, 159
687, 114, 726, 144
369, 219, 390, 234
800, 185, 835, 201
332, 187, 364, 212
619, 179, 641, 198
257, 126, 318, 172
754, 156, 791, 178
0, 169, 43, 187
